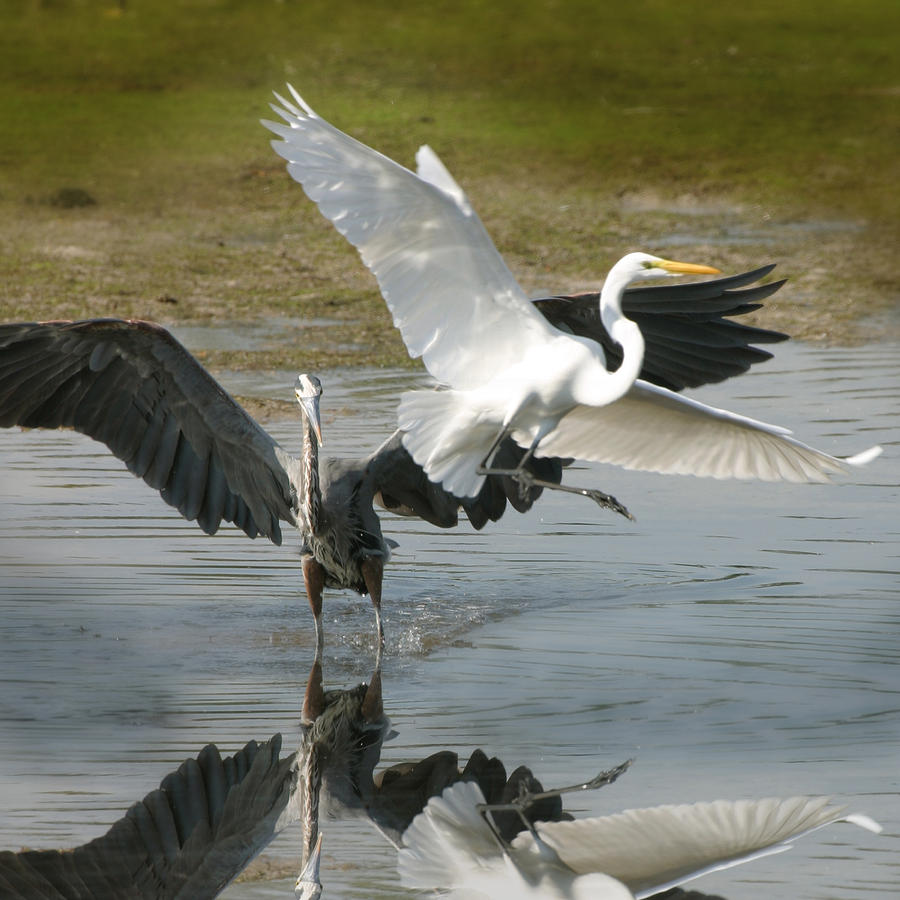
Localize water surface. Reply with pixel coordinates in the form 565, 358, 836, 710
0, 341, 897, 898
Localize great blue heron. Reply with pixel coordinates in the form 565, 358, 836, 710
0, 264, 788, 643
0, 318, 577, 645
265, 88, 881, 500
0, 735, 306, 900
398, 773, 882, 899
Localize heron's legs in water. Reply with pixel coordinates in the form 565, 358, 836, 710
361, 556, 385, 648
301, 644, 325, 725
302, 556, 326, 652
477, 759, 634, 851
476, 428, 634, 521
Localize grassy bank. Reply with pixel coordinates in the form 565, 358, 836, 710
1, 0, 897, 368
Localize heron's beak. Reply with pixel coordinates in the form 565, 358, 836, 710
294, 832, 323, 900
657, 258, 721, 275
297, 392, 324, 446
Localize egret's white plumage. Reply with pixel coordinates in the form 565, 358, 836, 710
265, 89, 881, 501
398, 780, 882, 900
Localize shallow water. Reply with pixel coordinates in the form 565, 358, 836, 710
0, 341, 897, 898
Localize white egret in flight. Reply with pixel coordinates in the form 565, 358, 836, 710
264, 89, 880, 503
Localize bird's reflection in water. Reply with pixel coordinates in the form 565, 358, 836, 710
301, 654, 880, 900
0, 735, 299, 900
0, 654, 881, 900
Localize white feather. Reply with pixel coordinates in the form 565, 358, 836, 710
535, 380, 883, 482
529, 795, 883, 899
264, 89, 559, 391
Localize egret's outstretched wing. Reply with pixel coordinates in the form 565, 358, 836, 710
0, 319, 298, 543
533, 380, 881, 482
527, 796, 881, 899
365, 431, 564, 531
0, 736, 298, 900
534, 265, 789, 391
264, 88, 557, 390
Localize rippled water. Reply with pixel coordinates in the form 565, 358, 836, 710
0, 341, 897, 898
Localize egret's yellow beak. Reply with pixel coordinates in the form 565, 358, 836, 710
657, 259, 721, 275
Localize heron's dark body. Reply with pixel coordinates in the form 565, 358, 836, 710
302, 458, 388, 595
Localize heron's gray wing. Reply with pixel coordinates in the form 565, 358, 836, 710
0, 736, 298, 900
264, 89, 558, 390
0, 319, 298, 544
533, 266, 788, 391
365, 431, 564, 531
528, 796, 881, 898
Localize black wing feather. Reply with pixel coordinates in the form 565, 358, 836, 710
533, 266, 788, 391
0, 736, 295, 900
0, 319, 296, 544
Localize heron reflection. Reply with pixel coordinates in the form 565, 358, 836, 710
0, 735, 300, 900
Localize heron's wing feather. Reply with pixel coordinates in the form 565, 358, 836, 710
533, 380, 881, 482
528, 796, 881, 898
398, 780, 501, 890
0, 319, 298, 543
366, 430, 564, 530
264, 89, 556, 390
533, 266, 789, 391
1, 736, 297, 900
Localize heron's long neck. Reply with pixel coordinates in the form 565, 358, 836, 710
301, 416, 322, 533
598, 264, 645, 400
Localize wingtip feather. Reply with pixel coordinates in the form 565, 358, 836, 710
844, 444, 882, 467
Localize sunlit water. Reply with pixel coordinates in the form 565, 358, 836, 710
0, 341, 897, 898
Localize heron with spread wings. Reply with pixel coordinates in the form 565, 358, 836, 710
265, 88, 880, 502
0, 261, 792, 643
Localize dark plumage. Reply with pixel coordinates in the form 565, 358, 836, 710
0, 737, 296, 900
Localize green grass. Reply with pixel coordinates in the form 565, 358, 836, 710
0, 0, 897, 361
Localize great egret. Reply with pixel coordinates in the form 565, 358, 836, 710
0, 736, 303, 900
398, 776, 882, 899
265, 88, 881, 501
0, 319, 572, 645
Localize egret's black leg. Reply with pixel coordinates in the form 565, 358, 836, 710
477, 429, 633, 519
476, 759, 634, 848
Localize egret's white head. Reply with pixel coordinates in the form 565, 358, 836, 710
295, 373, 324, 446
294, 832, 323, 900
617, 251, 721, 283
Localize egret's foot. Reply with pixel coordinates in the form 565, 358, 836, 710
580, 488, 634, 521
511, 468, 537, 502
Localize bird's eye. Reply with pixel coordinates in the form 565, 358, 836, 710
641, 260, 655, 269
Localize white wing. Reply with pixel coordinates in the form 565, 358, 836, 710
263, 88, 558, 390
533, 379, 882, 482
398, 779, 500, 890
525, 796, 881, 899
